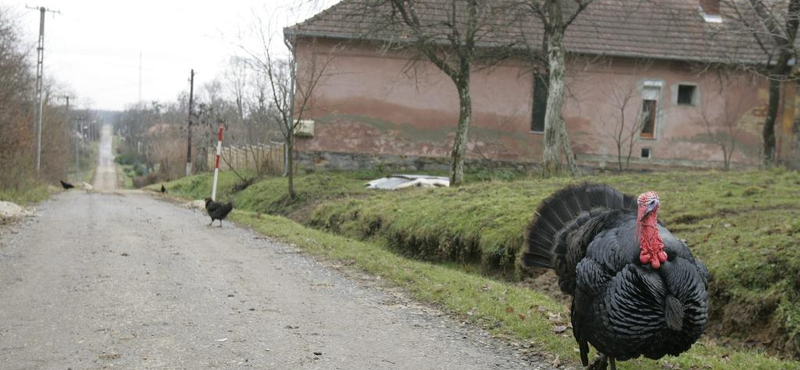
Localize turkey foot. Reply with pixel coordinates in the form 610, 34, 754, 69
587, 354, 608, 370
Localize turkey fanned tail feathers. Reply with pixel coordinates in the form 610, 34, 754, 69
523, 183, 636, 293
522, 183, 709, 366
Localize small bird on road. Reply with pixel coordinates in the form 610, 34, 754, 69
161, 184, 167, 193
204, 198, 233, 227
60, 180, 74, 190
81, 182, 94, 193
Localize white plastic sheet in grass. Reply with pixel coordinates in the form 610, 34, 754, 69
366, 174, 450, 190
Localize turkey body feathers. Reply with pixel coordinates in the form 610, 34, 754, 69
205, 198, 233, 226
523, 183, 708, 366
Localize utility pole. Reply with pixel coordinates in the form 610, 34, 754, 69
59, 96, 77, 174
27, 5, 60, 174
186, 69, 195, 176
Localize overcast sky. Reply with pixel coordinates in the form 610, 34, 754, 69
4, 0, 338, 111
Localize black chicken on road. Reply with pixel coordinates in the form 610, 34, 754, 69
204, 198, 233, 227
523, 183, 709, 370
60, 180, 74, 190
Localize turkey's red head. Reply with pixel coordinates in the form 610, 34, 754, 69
636, 191, 667, 269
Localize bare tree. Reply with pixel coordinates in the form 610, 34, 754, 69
0, 9, 35, 188
350, 0, 515, 186
724, 0, 800, 166
0, 9, 73, 187
699, 76, 752, 170
388, 0, 485, 186
223, 56, 285, 179
224, 56, 249, 124
599, 77, 646, 171
245, 23, 333, 198
520, 0, 595, 176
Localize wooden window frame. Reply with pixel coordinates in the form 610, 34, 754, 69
640, 99, 657, 139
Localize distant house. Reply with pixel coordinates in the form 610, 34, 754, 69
284, 0, 797, 170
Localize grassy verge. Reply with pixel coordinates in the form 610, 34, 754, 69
118, 165, 135, 189
309, 169, 800, 355
156, 171, 368, 219
0, 184, 51, 205
112, 135, 121, 154
65, 139, 100, 185
231, 209, 799, 370
158, 169, 800, 359
82, 141, 99, 184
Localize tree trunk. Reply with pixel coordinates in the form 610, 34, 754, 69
763, 77, 781, 167
559, 119, 579, 175
760, 0, 800, 167
722, 144, 730, 171
541, 0, 578, 176
793, 117, 800, 169
541, 34, 563, 175
287, 132, 296, 199
450, 78, 471, 187
542, 26, 567, 175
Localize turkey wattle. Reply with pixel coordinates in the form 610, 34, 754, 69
523, 183, 709, 370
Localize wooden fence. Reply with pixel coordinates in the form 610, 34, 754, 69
208, 144, 285, 174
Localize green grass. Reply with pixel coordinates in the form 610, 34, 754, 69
81, 141, 99, 184
160, 168, 800, 360
153, 171, 252, 201
118, 165, 134, 189
154, 171, 369, 219
0, 184, 50, 205
309, 169, 800, 355
65, 138, 100, 185
230, 209, 800, 370
233, 172, 369, 217
112, 135, 121, 154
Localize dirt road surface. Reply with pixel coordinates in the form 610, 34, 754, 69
93, 125, 117, 192
0, 127, 551, 369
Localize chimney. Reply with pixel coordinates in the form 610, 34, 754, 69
700, 0, 720, 16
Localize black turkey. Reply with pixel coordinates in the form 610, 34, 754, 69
522, 183, 709, 370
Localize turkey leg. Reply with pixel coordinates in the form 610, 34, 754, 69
587, 354, 608, 370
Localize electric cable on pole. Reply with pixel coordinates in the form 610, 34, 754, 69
26, 5, 60, 174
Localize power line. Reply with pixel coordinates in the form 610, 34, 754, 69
58, 95, 77, 175
26, 5, 61, 174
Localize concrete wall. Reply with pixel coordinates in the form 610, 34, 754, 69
294, 38, 771, 170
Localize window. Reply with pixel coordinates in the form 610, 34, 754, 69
640, 99, 657, 138
531, 75, 547, 133
640, 84, 660, 139
677, 84, 696, 105
641, 148, 651, 159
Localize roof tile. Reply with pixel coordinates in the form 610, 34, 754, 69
285, 0, 771, 64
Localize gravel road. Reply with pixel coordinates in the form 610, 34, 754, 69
0, 127, 552, 369
93, 125, 117, 192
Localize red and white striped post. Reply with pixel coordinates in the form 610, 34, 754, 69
211, 126, 224, 201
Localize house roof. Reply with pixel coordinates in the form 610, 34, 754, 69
285, 0, 772, 65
